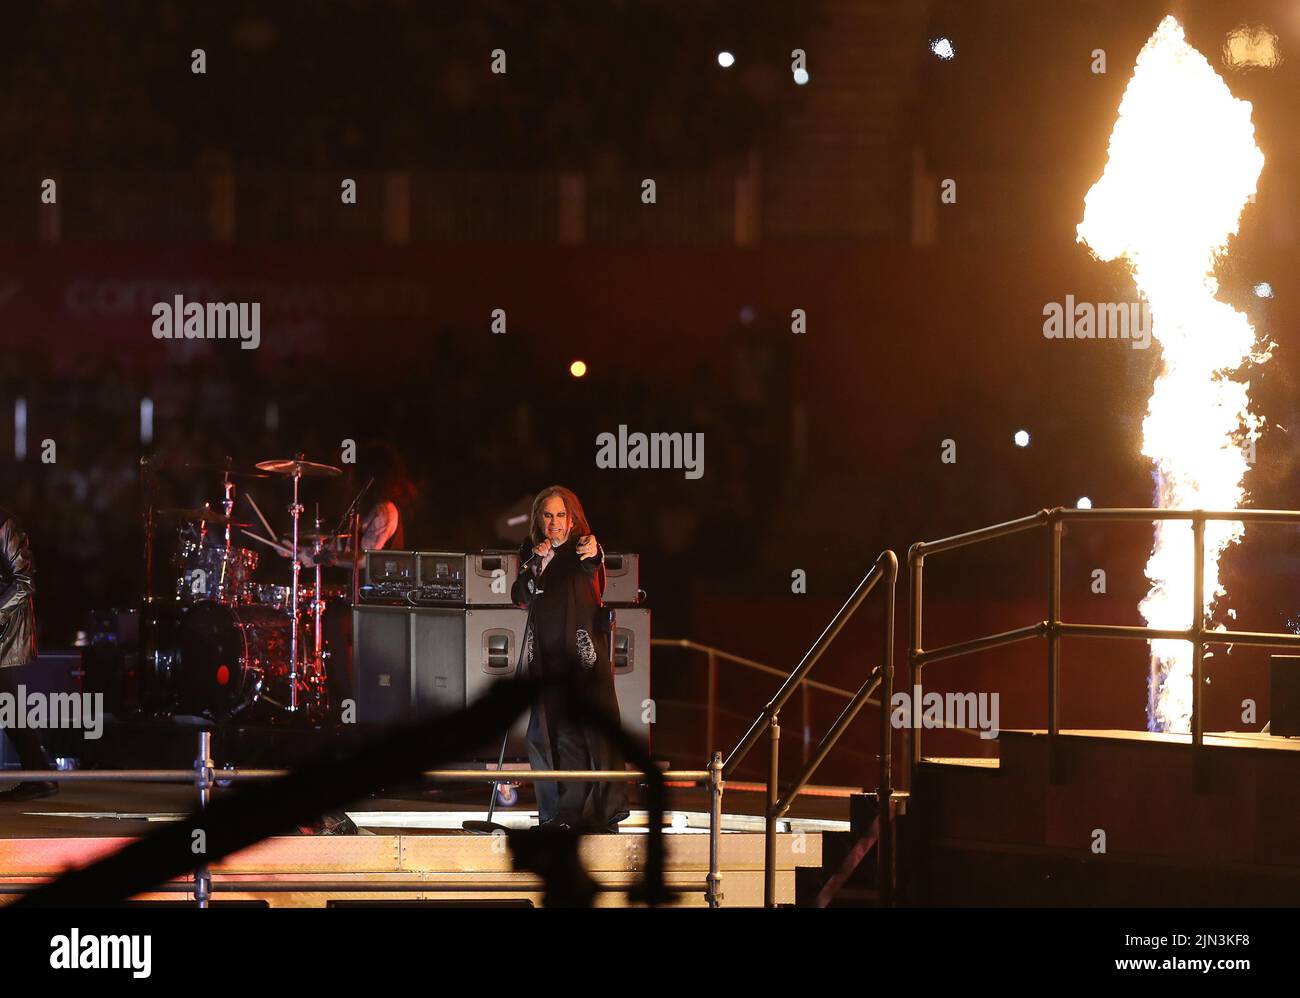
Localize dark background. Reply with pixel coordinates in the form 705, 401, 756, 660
1, 0, 1298, 779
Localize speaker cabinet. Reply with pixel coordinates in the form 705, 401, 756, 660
465, 607, 530, 757
602, 552, 640, 605
612, 607, 652, 751
466, 551, 520, 606
353, 605, 465, 726
352, 604, 652, 759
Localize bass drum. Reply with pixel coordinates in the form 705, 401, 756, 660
174, 601, 294, 718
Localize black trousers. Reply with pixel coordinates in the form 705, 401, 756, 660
526, 654, 630, 828
0, 666, 53, 772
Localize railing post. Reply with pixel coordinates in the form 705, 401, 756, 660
763, 711, 780, 908
801, 685, 811, 765
707, 751, 724, 908
706, 650, 717, 757
1191, 512, 1207, 791
906, 545, 924, 789
193, 730, 214, 909
879, 553, 896, 906
1048, 513, 1062, 784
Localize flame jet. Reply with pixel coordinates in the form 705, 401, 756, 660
1076, 16, 1266, 732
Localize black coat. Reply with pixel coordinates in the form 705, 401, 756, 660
511, 537, 609, 675
511, 535, 629, 827
0, 510, 37, 670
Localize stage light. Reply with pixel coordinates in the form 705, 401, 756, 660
1014, 429, 1030, 447
793, 68, 810, 85
717, 51, 735, 68
140, 398, 154, 446
930, 37, 955, 60
1254, 282, 1273, 298
570, 360, 588, 378
739, 305, 755, 324
1077, 496, 1093, 509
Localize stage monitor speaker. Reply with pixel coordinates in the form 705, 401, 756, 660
1270, 655, 1300, 737
353, 605, 465, 726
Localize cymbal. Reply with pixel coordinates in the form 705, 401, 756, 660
255, 458, 343, 478
156, 507, 251, 527
288, 530, 352, 542
179, 458, 271, 479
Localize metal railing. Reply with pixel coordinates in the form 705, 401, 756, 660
722, 549, 898, 908
651, 638, 862, 771
6, 736, 720, 908
906, 507, 1300, 788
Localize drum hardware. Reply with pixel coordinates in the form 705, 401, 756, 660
254, 456, 342, 713
178, 458, 271, 479
135, 451, 354, 724
155, 507, 251, 527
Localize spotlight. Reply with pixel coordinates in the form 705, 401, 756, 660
793, 67, 810, 85
930, 37, 955, 60
1077, 496, 1093, 509
1013, 429, 1030, 447
570, 360, 588, 378
717, 51, 735, 68
1254, 282, 1273, 298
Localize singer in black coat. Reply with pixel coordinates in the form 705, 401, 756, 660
512, 534, 629, 831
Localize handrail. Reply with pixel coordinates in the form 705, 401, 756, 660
906, 507, 1300, 791
650, 637, 866, 772
651, 639, 858, 698
719, 549, 898, 908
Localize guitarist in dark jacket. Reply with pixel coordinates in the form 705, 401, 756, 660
0, 509, 56, 802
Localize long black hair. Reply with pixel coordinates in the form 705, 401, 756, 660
357, 441, 416, 508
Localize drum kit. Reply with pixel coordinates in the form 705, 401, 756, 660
141, 455, 360, 724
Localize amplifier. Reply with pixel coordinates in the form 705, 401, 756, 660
360, 550, 466, 606
467, 551, 520, 606
602, 552, 641, 605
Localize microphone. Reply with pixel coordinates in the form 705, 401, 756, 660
523, 539, 557, 572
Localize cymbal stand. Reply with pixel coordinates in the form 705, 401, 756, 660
312, 504, 326, 683
220, 474, 235, 602
287, 466, 304, 712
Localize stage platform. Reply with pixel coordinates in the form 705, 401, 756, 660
0, 779, 850, 907
911, 727, 1300, 906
